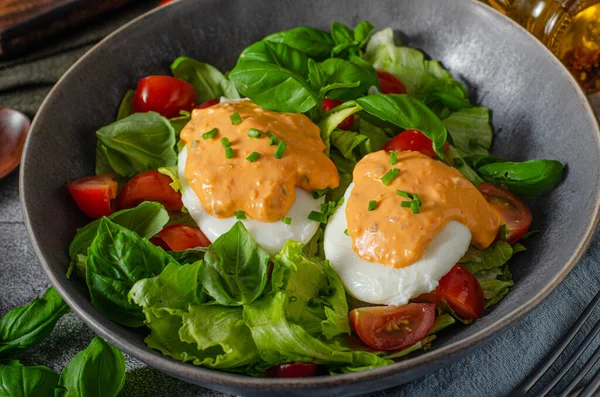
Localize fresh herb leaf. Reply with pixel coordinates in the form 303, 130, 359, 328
263, 27, 335, 60
319, 57, 378, 101
235, 211, 246, 220
0, 361, 59, 397
0, 287, 70, 358
96, 112, 177, 178
477, 160, 564, 197
170, 56, 240, 102
86, 218, 179, 327
239, 41, 310, 78
116, 89, 135, 121
57, 337, 126, 397
200, 221, 270, 306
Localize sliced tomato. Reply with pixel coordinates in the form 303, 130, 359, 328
67, 174, 118, 219
321, 98, 354, 130
376, 70, 407, 94
195, 98, 220, 109
264, 363, 318, 378
157, 225, 211, 251
349, 303, 435, 351
133, 76, 196, 118
149, 236, 171, 250
415, 264, 485, 321
117, 170, 183, 211
382, 129, 448, 158
478, 182, 532, 243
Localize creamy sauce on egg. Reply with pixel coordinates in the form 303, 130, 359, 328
346, 150, 503, 268
180, 101, 339, 222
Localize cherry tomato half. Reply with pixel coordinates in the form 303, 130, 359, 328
321, 98, 354, 130
478, 182, 532, 243
376, 70, 407, 94
157, 225, 211, 251
117, 170, 183, 211
158, 0, 174, 5
67, 174, 118, 219
195, 98, 220, 109
133, 76, 196, 118
415, 264, 485, 321
382, 129, 448, 158
264, 363, 318, 378
149, 236, 171, 251
350, 303, 436, 351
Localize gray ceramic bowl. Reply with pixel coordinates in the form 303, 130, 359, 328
20, 0, 600, 396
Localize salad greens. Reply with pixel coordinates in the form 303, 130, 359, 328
0, 361, 59, 397
61, 19, 565, 378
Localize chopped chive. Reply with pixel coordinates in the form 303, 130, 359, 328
337, 197, 345, 207
381, 168, 400, 185
274, 141, 287, 159
401, 201, 412, 208
282, 216, 292, 225
248, 128, 262, 138
266, 131, 279, 146
368, 200, 377, 211
191, 140, 199, 148
235, 211, 246, 219
225, 147, 234, 158
413, 193, 422, 206
202, 128, 218, 139
396, 190, 413, 199
320, 201, 336, 216
246, 151, 261, 162
312, 188, 330, 199
220, 137, 231, 148
230, 112, 242, 125
500, 224, 508, 240
344, 229, 349, 236
410, 201, 420, 214
308, 211, 328, 224
389, 151, 398, 165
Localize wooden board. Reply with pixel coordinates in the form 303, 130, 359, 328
0, 0, 141, 57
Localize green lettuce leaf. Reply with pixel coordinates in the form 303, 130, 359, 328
201, 221, 270, 306
86, 218, 179, 327
170, 57, 239, 102
158, 166, 181, 192
459, 241, 522, 274
330, 129, 368, 161
317, 101, 362, 153
442, 107, 493, 157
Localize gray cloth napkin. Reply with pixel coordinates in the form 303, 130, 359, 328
2, 3, 600, 396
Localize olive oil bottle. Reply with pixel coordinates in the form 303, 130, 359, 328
482, 0, 600, 97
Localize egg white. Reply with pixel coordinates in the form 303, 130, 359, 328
323, 182, 472, 306
178, 147, 324, 255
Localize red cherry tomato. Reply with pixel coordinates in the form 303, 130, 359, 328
321, 98, 354, 130
415, 264, 485, 321
382, 129, 448, 158
195, 98, 220, 109
264, 363, 318, 378
149, 236, 171, 250
376, 70, 407, 94
67, 174, 118, 219
117, 170, 183, 211
133, 76, 196, 118
349, 303, 436, 351
157, 225, 211, 251
158, 0, 174, 6
478, 182, 532, 243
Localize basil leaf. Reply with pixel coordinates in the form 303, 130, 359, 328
463, 154, 505, 169
167, 248, 206, 265
477, 160, 564, 197
263, 27, 334, 61
442, 107, 492, 157
0, 287, 70, 358
201, 221, 270, 306
307, 59, 328, 93
330, 21, 354, 46
419, 78, 472, 112
229, 60, 318, 113
330, 21, 374, 59
170, 57, 239, 102
353, 21, 375, 48
116, 89, 135, 121
96, 112, 177, 178
0, 361, 58, 397
239, 41, 310, 78
129, 262, 205, 312
57, 337, 125, 397
320, 57, 378, 101
179, 305, 259, 369
355, 94, 447, 158
86, 218, 179, 327
68, 202, 169, 278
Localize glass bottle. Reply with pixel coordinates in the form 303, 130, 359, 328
482, 0, 600, 97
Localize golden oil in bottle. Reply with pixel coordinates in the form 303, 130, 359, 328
482, 0, 600, 95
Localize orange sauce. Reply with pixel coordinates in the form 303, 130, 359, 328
180, 101, 339, 222
346, 151, 502, 268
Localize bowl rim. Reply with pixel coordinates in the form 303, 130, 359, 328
19, 0, 600, 391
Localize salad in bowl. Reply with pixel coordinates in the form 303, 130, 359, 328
64, 20, 563, 378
